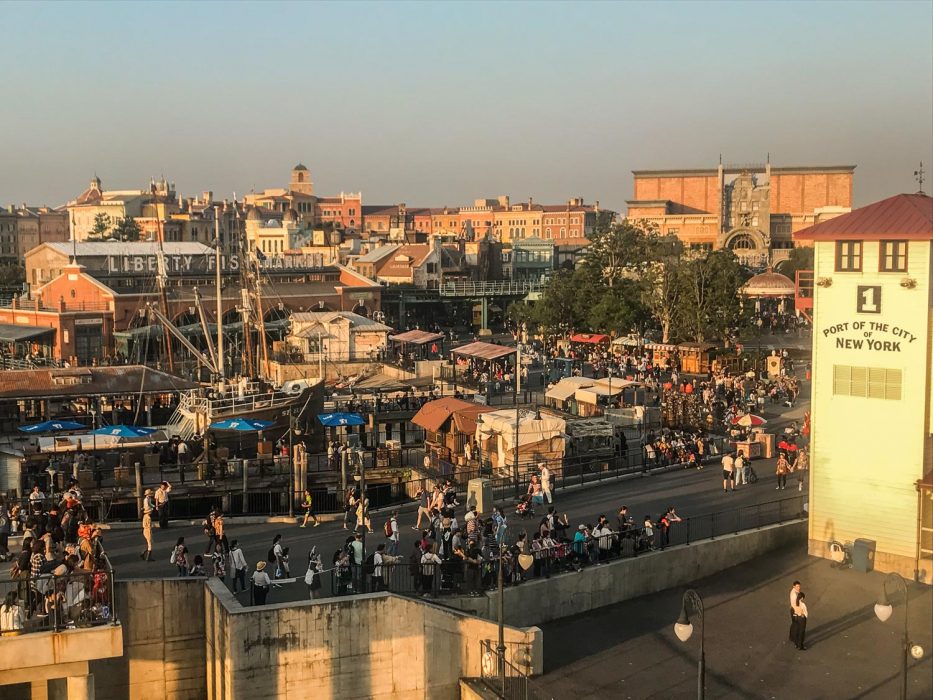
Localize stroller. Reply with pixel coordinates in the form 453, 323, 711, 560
515, 494, 535, 519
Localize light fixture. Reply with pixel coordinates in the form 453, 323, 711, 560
816, 277, 833, 288
674, 603, 694, 642
900, 278, 917, 289
874, 601, 893, 623
910, 644, 924, 660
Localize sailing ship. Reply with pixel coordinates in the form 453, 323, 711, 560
142, 201, 322, 439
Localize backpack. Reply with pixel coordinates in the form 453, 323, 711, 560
267, 547, 276, 563
384, 520, 394, 538
363, 553, 376, 575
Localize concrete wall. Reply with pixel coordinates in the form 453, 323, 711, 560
90, 578, 207, 700
448, 520, 808, 628
204, 579, 541, 700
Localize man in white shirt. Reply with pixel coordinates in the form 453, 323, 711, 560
229, 540, 249, 593
155, 481, 172, 528
721, 453, 735, 493
539, 463, 553, 504
734, 453, 746, 487
386, 511, 400, 555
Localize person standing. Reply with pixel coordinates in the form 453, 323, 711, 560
140, 489, 155, 561
229, 540, 248, 593
792, 592, 808, 650
420, 547, 442, 596
251, 561, 271, 605
539, 463, 553, 504
386, 511, 400, 556
775, 453, 790, 490
155, 481, 172, 529
213, 509, 228, 554
211, 543, 226, 583
300, 490, 319, 528
733, 452, 745, 487
305, 547, 323, 600
721, 452, 735, 493
788, 580, 802, 641
171, 537, 188, 577
343, 487, 357, 530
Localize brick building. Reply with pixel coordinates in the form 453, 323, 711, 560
1, 241, 381, 366
626, 162, 855, 268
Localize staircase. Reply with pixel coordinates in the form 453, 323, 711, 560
164, 392, 201, 440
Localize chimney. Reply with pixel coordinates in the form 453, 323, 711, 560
528, 197, 533, 208
595, 200, 599, 211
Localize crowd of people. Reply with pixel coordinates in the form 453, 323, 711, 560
0, 485, 113, 635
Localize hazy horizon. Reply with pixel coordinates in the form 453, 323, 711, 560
1, 0, 931, 212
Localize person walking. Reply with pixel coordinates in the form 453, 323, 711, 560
213, 509, 228, 554
343, 487, 357, 530
270, 534, 286, 579
154, 481, 172, 528
775, 453, 790, 490
721, 452, 735, 493
299, 490, 320, 528
211, 543, 226, 583
793, 448, 808, 492
251, 561, 271, 605
140, 489, 155, 561
414, 486, 431, 531
539, 463, 553, 504
356, 496, 372, 534
791, 591, 808, 650
229, 540, 248, 593
171, 537, 188, 577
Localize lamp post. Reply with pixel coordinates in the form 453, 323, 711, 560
496, 541, 507, 694
874, 572, 925, 700
673, 589, 705, 700
286, 410, 296, 519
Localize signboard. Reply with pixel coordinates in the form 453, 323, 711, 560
856, 285, 881, 314
822, 319, 917, 352
104, 252, 325, 275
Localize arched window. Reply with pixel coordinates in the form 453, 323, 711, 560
729, 233, 757, 250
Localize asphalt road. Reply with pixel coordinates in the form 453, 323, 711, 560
102, 457, 803, 602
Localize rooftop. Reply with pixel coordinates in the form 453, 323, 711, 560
0, 366, 198, 400
794, 192, 933, 241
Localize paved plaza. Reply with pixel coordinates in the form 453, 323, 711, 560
540, 542, 933, 700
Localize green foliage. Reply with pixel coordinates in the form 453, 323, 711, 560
113, 217, 141, 241
0, 265, 25, 287
777, 246, 813, 282
89, 212, 111, 240
525, 220, 751, 346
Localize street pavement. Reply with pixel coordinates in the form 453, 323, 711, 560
103, 456, 802, 600
538, 541, 932, 700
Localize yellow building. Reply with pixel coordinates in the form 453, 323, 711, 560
795, 193, 933, 581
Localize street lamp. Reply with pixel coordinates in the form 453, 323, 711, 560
874, 572, 925, 700
496, 541, 507, 694
673, 589, 705, 700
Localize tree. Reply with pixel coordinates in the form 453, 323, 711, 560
0, 265, 25, 287
89, 212, 111, 240
586, 278, 650, 337
113, 217, 141, 241
529, 268, 590, 335
777, 246, 814, 283
583, 221, 652, 288
676, 249, 751, 344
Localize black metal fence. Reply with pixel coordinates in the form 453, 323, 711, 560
236, 493, 806, 606
0, 563, 117, 636
479, 639, 536, 700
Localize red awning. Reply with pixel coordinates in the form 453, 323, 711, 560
389, 330, 446, 345
451, 341, 517, 361
570, 333, 610, 344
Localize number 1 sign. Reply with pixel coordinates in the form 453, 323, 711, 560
856, 285, 881, 314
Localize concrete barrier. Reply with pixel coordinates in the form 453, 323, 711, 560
446, 519, 808, 628
204, 579, 541, 700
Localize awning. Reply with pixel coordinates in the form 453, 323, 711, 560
390, 330, 445, 345
545, 377, 595, 402
570, 333, 609, 344
645, 343, 677, 351
0, 324, 56, 344
113, 325, 162, 340
452, 341, 516, 361
612, 335, 641, 347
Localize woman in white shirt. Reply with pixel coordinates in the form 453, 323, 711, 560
251, 561, 272, 605
1, 592, 25, 634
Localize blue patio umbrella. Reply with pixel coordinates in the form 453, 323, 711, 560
317, 412, 366, 427
90, 425, 159, 439
19, 420, 86, 434
209, 418, 275, 431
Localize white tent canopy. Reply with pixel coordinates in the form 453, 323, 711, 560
544, 376, 595, 402
475, 409, 566, 452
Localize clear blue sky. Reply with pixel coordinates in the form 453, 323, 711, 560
1, 0, 930, 211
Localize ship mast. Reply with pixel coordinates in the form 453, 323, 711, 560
214, 208, 225, 382
154, 204, 174, 372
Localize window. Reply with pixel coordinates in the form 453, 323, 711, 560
835, 240, 862, 272
833, 365, 901, 400
880, 240, 907, 272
